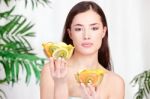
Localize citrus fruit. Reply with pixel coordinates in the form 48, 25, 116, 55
57, 42, 67, 47
42, 42, 74, 59
66, 45, 74, 58
75, 69, 106, 87
52, 48, 68, 59
42, 42, 53, 57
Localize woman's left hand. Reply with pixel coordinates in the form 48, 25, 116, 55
80, 83, 100, 99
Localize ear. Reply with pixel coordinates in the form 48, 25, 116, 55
67, 28, 72, 39
102, 26, 107, 38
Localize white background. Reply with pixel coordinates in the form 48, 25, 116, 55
0, 0, 150, 99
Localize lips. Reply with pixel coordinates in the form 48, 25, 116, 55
81, 42, 93, 48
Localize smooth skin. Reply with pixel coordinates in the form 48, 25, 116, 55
40, 9, 125, 99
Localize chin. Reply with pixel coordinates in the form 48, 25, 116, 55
80, 50, 97, 56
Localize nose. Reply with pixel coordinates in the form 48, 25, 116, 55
83, 35, 90, 40
83, 29, 90, 40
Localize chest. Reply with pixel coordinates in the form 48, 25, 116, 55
68, 70, 81, 96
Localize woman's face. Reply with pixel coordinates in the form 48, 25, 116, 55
68, 9, 107, 55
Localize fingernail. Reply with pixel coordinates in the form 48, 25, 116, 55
62, 58, 66, 62
58, 57, 61, 60
80, 83, 84, 86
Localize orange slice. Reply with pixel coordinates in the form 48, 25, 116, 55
75, 69, 106, 87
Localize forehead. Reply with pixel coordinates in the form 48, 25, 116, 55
71, 9, 102, 26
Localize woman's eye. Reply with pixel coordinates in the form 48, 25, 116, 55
91, 27, 99, 31
74, 28, 82, 31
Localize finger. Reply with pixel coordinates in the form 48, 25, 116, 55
49, 57, 54, 76
60, 58, 65, 69
61, 58, 68, 77
54, 57, 61, 77
80, 83, 89, 96
62, 58, 68, 69
87, 83, 96, 95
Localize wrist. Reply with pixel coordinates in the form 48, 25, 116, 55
53, 74, 68, 84
54, 79, 68, 85
54, 83, 68, 99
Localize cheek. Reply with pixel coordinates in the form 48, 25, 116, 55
93, 34, 103, 48
71, 32, 82, 41
93, 32, 103, 41
71, 34, 81, 46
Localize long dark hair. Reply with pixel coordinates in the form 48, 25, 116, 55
62, 1, 112, 70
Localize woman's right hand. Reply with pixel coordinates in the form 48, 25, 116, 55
49, 57, 69, 99
49, 57, 68, 84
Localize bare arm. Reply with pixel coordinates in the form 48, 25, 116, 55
109, 75, 125, 99
40, 63, 54, 99
40, 58, 69, 99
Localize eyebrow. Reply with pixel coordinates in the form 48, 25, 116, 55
73, 23, 100, 27
73, 24, 83, 27
90, 23, 100, 26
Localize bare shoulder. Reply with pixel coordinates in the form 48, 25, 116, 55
104, 71, 125, 98
105, 71, 125, 85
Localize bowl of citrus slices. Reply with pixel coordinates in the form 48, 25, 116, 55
42, 42, 74, 59
75, 69, 106, 87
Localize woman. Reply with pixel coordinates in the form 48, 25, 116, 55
40, 1, 125, 99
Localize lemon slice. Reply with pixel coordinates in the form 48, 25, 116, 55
42, 42, 60, 57
42, 42, 74, 59
58, 42, 67, 47
66, 44, 74, 58
52, 48, 69, 59
49, 43, 60, 53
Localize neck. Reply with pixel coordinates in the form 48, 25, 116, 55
69, 51, 100, 69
